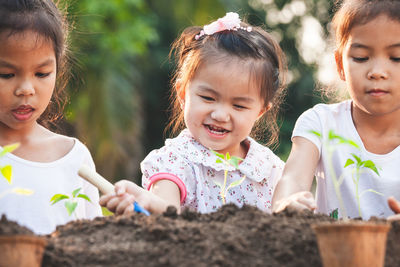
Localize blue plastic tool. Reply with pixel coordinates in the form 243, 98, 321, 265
133, 201, 150, 216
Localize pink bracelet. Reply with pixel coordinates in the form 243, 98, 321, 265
147, 173, 187, 203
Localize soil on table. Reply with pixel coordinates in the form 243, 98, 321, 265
38, 204, 400, 267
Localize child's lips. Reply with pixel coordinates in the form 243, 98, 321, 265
12, 105, 34, 121
367, 89, 388, 97
204, 124, 230, 137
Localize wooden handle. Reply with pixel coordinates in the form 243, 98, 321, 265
78, 165, 114, 194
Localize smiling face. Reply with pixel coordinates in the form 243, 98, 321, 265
181, 57, 267, 158
0, 30, 56, 134
336, 15, 400, 117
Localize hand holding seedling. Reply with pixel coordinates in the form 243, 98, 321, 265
211, 150, 246, 205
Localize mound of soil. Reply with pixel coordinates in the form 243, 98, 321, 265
21, 204, 396, 266
0, 215, 34, 236
40, 204, 400, 267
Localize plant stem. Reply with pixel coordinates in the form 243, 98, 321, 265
221, 170, 228, 204
354, 169, 362, 218
327, 148, 347, 220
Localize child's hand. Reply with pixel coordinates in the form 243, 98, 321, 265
387, 196, 400, 221
273, 191, 316, 213
99, 180, 171, 215
99, 180, 150, 215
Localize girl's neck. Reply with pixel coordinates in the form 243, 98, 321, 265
0, 122, 43, 146
351, 104, 400, 154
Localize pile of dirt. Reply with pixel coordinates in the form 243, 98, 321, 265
43, 205, 328, 267
0, 215, 34, 236
37, 205, 400, 266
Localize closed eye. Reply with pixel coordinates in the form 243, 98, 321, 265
234, 104, 247, 109
352, 57, 368, 62
199, 95, 215, 101
390, 57, 400, 62
36, 72, 51, 78
0, 73, 14, 79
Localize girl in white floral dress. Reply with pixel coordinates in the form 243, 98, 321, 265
100, 12, 287, 215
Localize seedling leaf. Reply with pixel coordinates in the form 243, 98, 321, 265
228, 156, 241, 169
211, 150, 225, 160
65, 201, 78, 216
344, 159, 354, 168
309, 130, 321, 137
350, 153, 361, 164
226, 176, 246, 191
72, 188, 82, 198
12, 188, 34, 196
50, 194, 69, 205
1, 165, 13, 184
77, 194, 91, 202
0, 143, 19, 157
362, 160, 380, 176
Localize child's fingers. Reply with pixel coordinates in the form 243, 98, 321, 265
115, 195, 135, 215
298, 193, 317, 210
388, 196, 400, 214
99, 193, 115, 207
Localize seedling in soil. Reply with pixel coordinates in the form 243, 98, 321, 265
0, 143, 34, 199
50, 188, 91, 218
211, 150, 246, 205
312, 130, 381, 219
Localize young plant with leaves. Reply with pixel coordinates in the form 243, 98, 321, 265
0, 143, 34, 199
312, 130, 381, 219
50, 188, 92, 218
212, 150, 246, 205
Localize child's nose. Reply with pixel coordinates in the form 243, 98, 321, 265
367, 62, 388, 80
210, 108, 230, 122
15, 80, 35, 96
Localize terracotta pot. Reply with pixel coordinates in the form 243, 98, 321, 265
0, 235, 47, 267
312, 222, 390, 267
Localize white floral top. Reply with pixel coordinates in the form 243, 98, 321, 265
141, 129, 284, 213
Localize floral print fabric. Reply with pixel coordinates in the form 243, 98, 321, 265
141, 129, 284, 213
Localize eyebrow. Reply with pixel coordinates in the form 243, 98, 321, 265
36, 59, 55, 68
0, 60, 15, 68
0, 58, 55, 69
197, 85, 255, 103
350, 43, 400, 49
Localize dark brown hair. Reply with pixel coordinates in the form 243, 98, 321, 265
0, 0, 69, 129
333, 0, 400, 58
169, 19, 287, 147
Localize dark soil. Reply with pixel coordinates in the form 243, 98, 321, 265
2, 205, 399, 266
0, 215, 34, 235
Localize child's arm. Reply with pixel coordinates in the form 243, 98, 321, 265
272, 136, 320, 212
99, 179, 181, 215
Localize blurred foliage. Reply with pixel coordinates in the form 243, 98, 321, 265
60, 0, 336, 184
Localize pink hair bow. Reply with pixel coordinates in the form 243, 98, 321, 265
195, 12, 252, 40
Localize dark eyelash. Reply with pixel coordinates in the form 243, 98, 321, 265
0, 73, 14, 79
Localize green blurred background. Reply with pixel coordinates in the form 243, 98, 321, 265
59, 0, 339, 184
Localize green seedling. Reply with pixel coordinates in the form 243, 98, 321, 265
0, 143, 34, 199
50, 188, 91, 218
211, 150, 246, 205
312, 130, 381, 219
344, 153, 382, 218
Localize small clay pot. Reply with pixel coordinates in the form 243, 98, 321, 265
0, 235, 47, 267
312, 221, 390, 267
